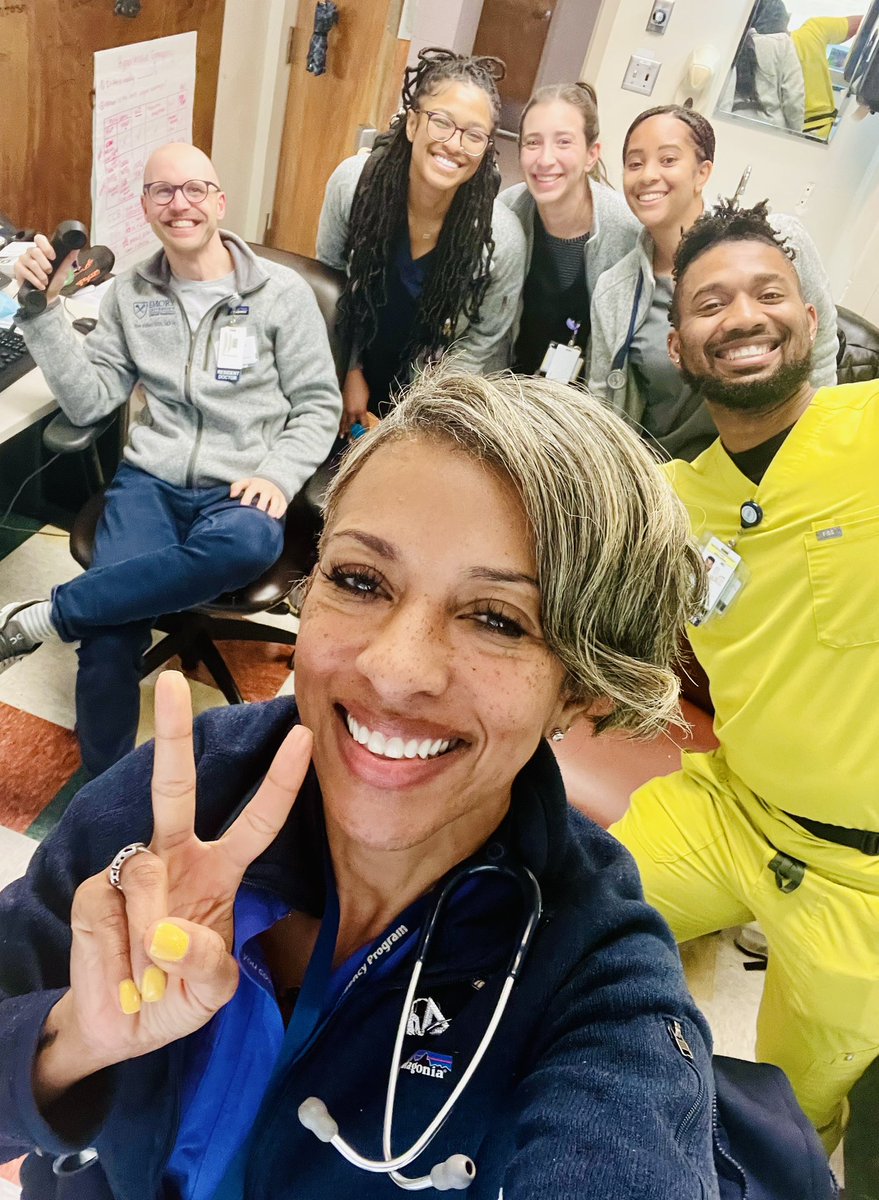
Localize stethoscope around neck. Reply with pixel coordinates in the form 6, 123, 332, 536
298, 860, 543, 1191
606, 269, 645, 391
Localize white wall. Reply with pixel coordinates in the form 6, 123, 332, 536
582, 0, 879, 306
407, 0, 484, 64
538, 0, 603, 89
211, 0, 298, 242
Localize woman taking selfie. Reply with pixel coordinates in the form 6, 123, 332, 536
317, 49, 525, 433
500, 82, 639, 379
0, 371, 721, 1199
588, 104, 837, 460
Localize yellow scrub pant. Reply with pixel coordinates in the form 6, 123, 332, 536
611, 750, 879, 1152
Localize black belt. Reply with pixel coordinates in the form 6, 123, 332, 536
785, 812, 879, 856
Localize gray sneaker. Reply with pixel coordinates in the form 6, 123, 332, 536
0, 600, 44, 673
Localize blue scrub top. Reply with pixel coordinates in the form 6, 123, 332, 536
164, 877, 425, 1200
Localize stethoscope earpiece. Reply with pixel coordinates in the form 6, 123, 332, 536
429, 1155, 477, 1191
298, 1097, 338, 1142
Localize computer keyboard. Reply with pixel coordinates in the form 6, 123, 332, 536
0, 326, 35, 392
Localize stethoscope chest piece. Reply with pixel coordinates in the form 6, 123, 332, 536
606, 368, 627, 391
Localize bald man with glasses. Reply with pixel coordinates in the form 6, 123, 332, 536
5, 142, 341, 777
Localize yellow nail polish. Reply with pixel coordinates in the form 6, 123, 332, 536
141, 965, 167, 1003
149, 922, 190, 962
119, 979, 141, 1015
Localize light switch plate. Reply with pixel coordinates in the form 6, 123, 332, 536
622, 55, 661, 96
647, 0, 674, 34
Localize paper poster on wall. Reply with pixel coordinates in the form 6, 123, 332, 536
92, 32, 197, 271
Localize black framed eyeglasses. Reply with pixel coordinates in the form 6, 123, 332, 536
142, 179, 221, 206
417, 110, 492, 157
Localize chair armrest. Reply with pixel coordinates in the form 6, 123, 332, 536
43, 411, 115, 455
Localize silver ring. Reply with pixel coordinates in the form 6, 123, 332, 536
108, 842, 150, 889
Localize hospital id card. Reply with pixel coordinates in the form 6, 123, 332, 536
692, 534, 748, 625
538, 341, 583, 384
217, 325, 247, 370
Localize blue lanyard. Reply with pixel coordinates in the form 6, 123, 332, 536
610, 269, 645, 373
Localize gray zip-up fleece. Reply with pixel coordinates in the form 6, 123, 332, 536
316, 154, 526, 373
498, 178, 641, 358
588, 215, 838, 430
18, 233, 342, 502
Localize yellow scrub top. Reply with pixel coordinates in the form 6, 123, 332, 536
665, 382, 879, 828
791, 16, 849, 137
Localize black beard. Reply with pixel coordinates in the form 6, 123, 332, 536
678, 353, 813, 414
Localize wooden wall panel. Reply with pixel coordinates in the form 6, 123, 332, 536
269, 0, 406, 258
0, 2, 31, 224
0, 0, 225, 235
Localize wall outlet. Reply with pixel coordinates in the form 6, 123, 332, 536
647, 1, 674, 34
796, 180, 816, 211
622, 55, 661, 96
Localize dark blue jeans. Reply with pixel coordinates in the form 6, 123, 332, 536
51, 463, 285, 776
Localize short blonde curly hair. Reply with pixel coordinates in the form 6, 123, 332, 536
321, 370, 704, 737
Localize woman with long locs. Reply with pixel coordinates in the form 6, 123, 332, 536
317, 48, 526, 434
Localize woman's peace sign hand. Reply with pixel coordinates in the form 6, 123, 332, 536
35, 672, 312, 1106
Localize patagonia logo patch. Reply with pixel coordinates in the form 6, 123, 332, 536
815, 526, 843, 542
400, 1049, 454, 1079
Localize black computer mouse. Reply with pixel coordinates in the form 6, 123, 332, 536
72, 317, 97, 335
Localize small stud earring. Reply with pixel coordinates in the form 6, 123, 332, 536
550, 727, 565, 743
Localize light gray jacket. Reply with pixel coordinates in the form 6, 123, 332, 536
588, 215, 838, 427
19, 233, 341, 502
498, 177, 641, 356
719, 33, 805, 131
316, 153, 526, 372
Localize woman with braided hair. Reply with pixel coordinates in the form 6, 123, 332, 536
317, 47, 526, 433
587, 104, 837, 461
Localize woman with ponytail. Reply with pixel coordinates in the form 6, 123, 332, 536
500, 82, 639, 378
317, 48, 526, 433
588, 104, 837, 460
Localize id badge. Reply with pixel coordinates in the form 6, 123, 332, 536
538, 341, 583, 384
217, 325, 246, 370
692, 534, 749, 625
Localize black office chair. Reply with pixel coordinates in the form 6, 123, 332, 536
42, 248, 346, 705
836, 305, 879, 384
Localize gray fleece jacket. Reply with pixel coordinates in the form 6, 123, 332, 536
18, 233, 341, 502
498, 177, 641, 358
588, 215, 838, 441
316, 153, 526, 372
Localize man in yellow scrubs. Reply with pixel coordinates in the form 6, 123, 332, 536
612, 200, 879, 1154
791, 14, 863, 138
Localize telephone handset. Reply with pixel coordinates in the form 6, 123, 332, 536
16, 220, 89, 318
